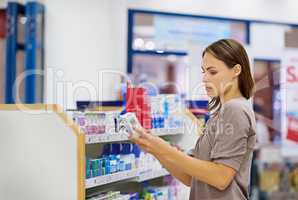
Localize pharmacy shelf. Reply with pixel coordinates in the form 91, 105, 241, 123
0, 104, 85, 200
151, 127, 184, 136
109, 196, 131, 200
119, 197, 131, 200
85, 127, 184, 144
88, 195, 131, 200
85, 167, 170, 189
136, 168, 169, 182
85, 132, 128, 144
86, 169, 139, 189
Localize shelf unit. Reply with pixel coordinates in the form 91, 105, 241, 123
85, 127, 184, 144
0, 104, 85, 200
0, 104, 202, 200
81, 108, 194, 199
136, 168, 170, 182
83, 108, 206, 197
85, 167, 170, 189
86, 169, 139, 189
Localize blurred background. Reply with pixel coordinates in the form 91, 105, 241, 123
1, 0, 298, 199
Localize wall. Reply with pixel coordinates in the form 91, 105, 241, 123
43, 0, 298, 108
2, 0, 298, 108
43, 0, 126, 108
126, 0, 298, 99
0, 108, 79, 200
127, 0, 298, 24
1, 0, 42, 7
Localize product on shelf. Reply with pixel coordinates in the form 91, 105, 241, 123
150, 95, 185, 129
119, 112, 142, 139
290, 168, 298, 192
86, 191, 138, 200
86, 143, 139, 179
86, 174, 188, 200
73, 93, 185, 138
260, 168, 280, 193
140, 187, 169, 200
126, 86, 152, 130
139, 176, 189, 200
73, 111, 121, 135
105, 111, 121, 133
254, 153, 298, 199
86, 142, 168, 179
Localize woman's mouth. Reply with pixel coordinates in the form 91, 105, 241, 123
205, 86, 212, 91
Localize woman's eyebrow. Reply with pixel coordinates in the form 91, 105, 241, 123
202, 66, 216, 70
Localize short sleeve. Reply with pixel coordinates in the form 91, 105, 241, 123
187, 149, 195, 157
210, 104, 251, 171
188, 137, 200, 157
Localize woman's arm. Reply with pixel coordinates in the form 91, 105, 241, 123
158, 146, 236, 190
132, 128, 236, 191
154, 153, 192, 186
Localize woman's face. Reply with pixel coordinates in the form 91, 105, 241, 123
201, 52, 238, 97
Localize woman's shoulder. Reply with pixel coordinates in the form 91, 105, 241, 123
220, 97, 256, 127
223, 96, 250, 108
222, 97, 253, 114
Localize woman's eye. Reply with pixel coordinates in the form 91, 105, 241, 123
209, 71, 217, 75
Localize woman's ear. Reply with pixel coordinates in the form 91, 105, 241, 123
233, 64, 242, 77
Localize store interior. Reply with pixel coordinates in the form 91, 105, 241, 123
1, 0, 298, 200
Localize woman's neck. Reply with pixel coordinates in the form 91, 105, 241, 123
220, 89, 243, 104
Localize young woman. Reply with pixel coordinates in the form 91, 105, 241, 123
131, 39, 256, 200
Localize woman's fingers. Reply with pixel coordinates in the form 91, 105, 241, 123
132, 127, 144, 136
131, 136, 149, 147
137, 137, 150, 147
138, 144, 150, 153
133, 127, 151, 139
131, 139, 150, 153
129, 127, 156, 154
129, 131, 153, 153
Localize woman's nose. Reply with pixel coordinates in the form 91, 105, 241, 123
202, 74, 208, 83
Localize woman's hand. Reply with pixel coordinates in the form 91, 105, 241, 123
129, 127, 173, 156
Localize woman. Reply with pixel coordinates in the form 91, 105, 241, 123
131, 39, 256, 200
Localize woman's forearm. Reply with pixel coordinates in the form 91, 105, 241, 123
154, 153, 192, 186
157, 146, 235, 190
130, 127, 235, 190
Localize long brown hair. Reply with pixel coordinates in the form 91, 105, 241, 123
202, 39, 255, 114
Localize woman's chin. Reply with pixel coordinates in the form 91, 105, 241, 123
206, 91, 217, 98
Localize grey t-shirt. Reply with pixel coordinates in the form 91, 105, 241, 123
189, 97, 256, 200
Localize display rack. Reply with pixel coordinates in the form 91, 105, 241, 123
83, 109, 186, 191
5, 2, 45, 104
80, 103, 202, 200
85, 127, 184, 144
0, 104, 204, 200
86, 169, 139, 189
0, 104, 85, 200
136, 168, 170, 182
85, 167, 170, 189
